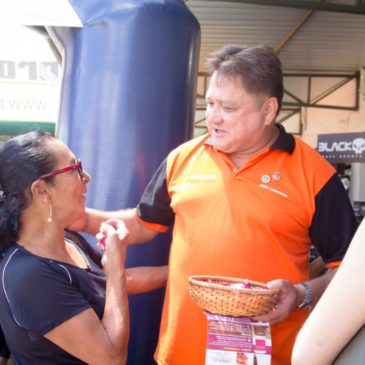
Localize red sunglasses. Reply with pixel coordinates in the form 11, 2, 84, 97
38, 159, 83, 180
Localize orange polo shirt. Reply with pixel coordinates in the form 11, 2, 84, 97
136, 125, 357, 365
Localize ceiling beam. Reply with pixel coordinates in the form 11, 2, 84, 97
274, 10, 314, 53
197, 0, 365, 15
274, 0, 326, 53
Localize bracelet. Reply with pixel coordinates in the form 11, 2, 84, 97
297, 282, 313, 309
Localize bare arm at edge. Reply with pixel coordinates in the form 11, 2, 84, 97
292, 220, 365, 365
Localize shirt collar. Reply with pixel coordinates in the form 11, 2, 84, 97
204, 123, 295, 154
270, 124, 295, 153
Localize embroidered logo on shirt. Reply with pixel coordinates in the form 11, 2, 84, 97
273, 172, 281, 181
190, 174, 217, 183
261, 175, 270, 183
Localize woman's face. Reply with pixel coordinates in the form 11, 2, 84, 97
45, 139, 90, 227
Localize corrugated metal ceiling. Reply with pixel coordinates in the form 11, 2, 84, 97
186, 0, 365, 72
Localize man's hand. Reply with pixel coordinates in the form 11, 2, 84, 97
253, 279, 299, 324
254, 268, 338, 324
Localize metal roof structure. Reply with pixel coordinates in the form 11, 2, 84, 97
186, 0, 365, 73
1, 0, 364, 72
186, 0, 365, 135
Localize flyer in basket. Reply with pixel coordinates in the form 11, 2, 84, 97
205, 313, 271, 365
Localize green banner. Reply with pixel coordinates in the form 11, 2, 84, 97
0, 121, 55, 136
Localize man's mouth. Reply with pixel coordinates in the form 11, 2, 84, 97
214, 128, 225, 135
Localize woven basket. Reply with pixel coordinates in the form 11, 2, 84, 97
188, 275, 279, 317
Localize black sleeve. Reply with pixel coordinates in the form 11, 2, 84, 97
136, 159, 174, 227
310, 173, 358, 263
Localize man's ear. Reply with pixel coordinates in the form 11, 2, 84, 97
30, 180, 50, 202
263, 97, 278, 126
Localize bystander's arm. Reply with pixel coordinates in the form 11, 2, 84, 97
292, 219, 365, 365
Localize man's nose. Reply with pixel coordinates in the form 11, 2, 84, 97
206, 105, 222, 123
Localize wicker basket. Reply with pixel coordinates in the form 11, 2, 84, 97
188, 275, 279, 317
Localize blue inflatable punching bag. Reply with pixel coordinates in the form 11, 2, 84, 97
47, 0, 200, 363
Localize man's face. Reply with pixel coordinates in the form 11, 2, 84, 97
205, 72, 274, 155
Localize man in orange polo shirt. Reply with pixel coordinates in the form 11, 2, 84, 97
82, 45, 357, 365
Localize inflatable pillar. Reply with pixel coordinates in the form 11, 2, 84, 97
47, 0, 200, 363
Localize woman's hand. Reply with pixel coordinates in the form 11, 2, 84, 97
97, 220, 129, 275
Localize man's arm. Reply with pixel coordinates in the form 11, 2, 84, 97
294, 267, 337, 309
256, 173, 356, 324
69, 159, 173, 246
254, 268, 337, 324
69, 207, 159, 245
125, 265, 168, 295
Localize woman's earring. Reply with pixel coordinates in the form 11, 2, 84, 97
47, 201, 53, 223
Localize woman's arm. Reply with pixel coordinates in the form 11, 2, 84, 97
292, 219, 365, 365
45, 223, 129, 365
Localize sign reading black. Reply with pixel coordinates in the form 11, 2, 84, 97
317, 132, 365, 163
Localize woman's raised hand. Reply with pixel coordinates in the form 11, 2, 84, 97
97, 220, 129, 275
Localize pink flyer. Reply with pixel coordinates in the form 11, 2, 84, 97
205, 313, 272, 365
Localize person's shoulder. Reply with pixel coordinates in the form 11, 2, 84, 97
293, 135, 322, 155
168, 134, 210, 161
3, 247, 50, 274
293, 135, 335, 170
1, 247, 56, 293
1, 245, 31, 269
291, 136, 337, 190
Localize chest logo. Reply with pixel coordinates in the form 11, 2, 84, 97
273, 172, 281, 181
261, 175, 270, 183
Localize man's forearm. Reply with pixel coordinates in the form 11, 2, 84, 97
295, 267, 338, 308
126, 265, 168, 295
84, 208, 133, 236
85, 208, 159, 245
